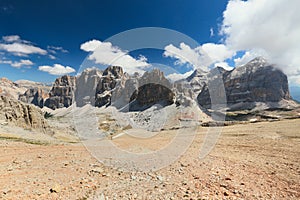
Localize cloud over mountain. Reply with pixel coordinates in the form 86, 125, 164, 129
80, 39, 149, 74
163, 42, 235, 71
221, 0, 300, 84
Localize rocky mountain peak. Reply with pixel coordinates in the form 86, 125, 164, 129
186, 68, 207, 82
44, 75, 76, 109
0, 77, 26, 99
248, 56, 268, 65
197, 58, 292, 110
0, 77, 16, 86
75, 68, 102, 106
103, 66, 123, 79
139, 68, 171, 88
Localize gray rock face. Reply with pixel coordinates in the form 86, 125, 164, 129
0, 95, 48, 130
197, 57, 291, 110
129, 83, 175, 111
95, 66, 124, 107
128, 69, 175, 111
44, 75, 76, 109
103, 66, 124, 78
93, 67, 175, 110
19, 88, 49, 108
174, 68, 208, 107
111, 77, 138, 109
19, 57, 293, 113
75, 68, 102, 106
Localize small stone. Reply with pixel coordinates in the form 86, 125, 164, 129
89, 166, 104, 174
224, 191, 229, 196
157, 175, 164, 182
50, 183, 61, 193
180, 162, 188, 167
102, 173, 111, 177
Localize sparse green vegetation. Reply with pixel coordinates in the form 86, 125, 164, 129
0, 135, 50, 145
44, 111, 54, 119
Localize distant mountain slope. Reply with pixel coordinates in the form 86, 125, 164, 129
0, 77, 27, 100
197, 57, 296, 111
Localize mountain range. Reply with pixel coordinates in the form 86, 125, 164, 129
0, 57, 299, 132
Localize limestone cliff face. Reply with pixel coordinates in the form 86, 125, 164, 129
129, 83, 174, 111
0, 96, 48, 130
44, 75, 76, 109
128, 69, 175, 111
95, 66, 124, 107
197, 57, 291, 110
75, 68, 102, 107
93, 67, 175, 110
19, 88, 49, 108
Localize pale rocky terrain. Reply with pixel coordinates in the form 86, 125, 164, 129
0, 117, 299, 199
0, 78, 27, 100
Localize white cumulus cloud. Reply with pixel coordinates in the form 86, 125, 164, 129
221, 0, 300, 85
38, 64, 76, 75
80, 39, 150, 74
163, 42, 235, 71
47, 45, 69, 54
0, 59, 34, 68
214, 62, 234, 71
0, 35, 47, 56
2, 35, 20, 42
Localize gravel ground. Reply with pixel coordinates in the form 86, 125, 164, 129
0, 119, 299, 199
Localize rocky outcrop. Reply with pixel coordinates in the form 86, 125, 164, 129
19, 88, 49, 108
197, 57, 292, 110
0, 95, 48, 131
44, 75, 76, 109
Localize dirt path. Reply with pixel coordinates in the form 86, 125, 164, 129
0, 119, 299, 199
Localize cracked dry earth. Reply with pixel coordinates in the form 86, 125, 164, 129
0, 119, 299, 199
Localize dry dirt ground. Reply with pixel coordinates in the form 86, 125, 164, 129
0, 119, 299, 199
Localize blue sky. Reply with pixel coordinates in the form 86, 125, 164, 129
0, 0, 227, 82
0, 0, 299, 99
